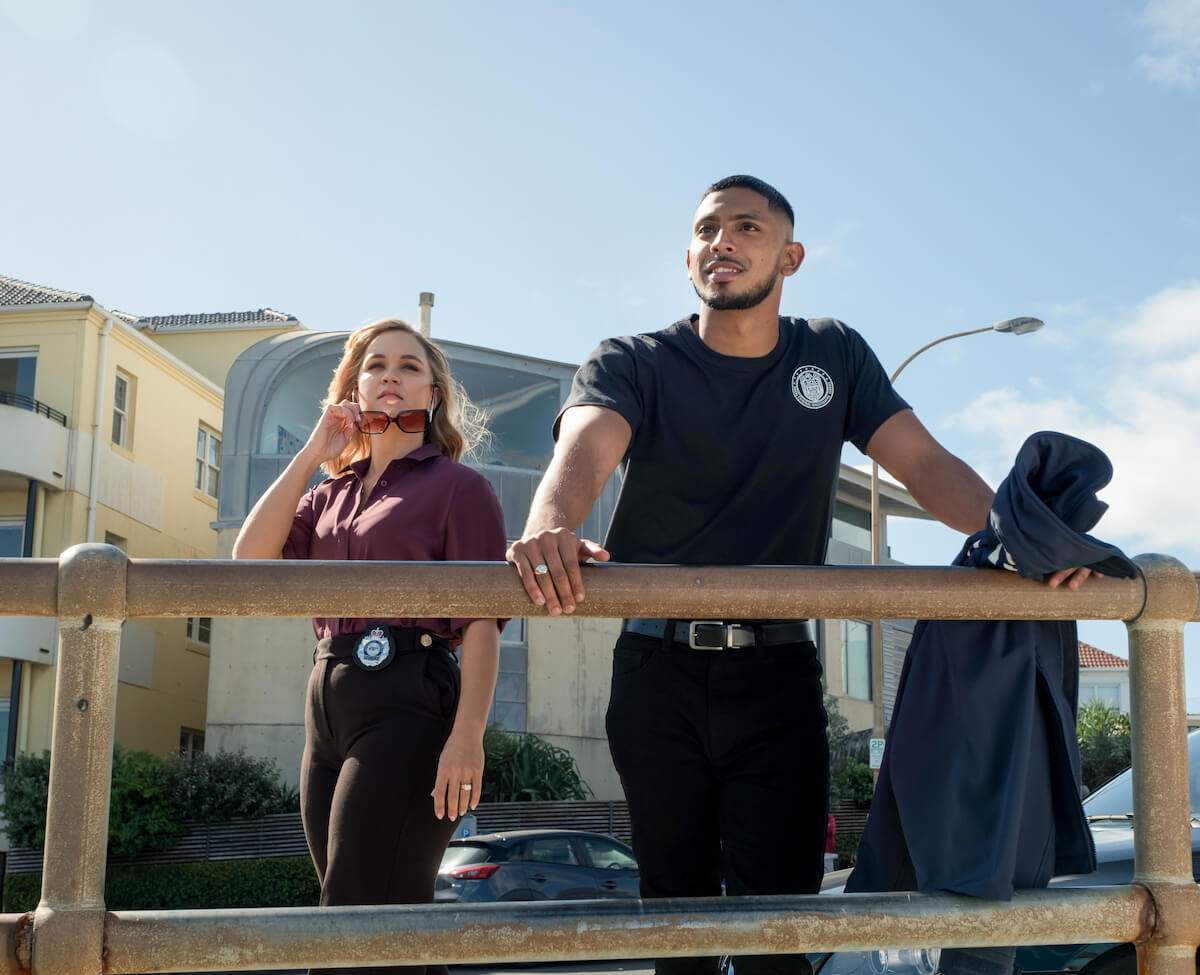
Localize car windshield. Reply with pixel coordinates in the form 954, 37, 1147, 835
439, 843, 494, 871
1083, 729, 1200, 820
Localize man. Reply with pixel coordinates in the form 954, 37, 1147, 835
507, 175, 1088, 975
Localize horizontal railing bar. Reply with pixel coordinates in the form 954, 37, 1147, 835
0, 558, 1164, 621
0, 559, 58, 616
130, 560, 1148, 620
102, 886, 1154, 974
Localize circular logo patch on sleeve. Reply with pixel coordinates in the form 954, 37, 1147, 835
791, 365, 834, 409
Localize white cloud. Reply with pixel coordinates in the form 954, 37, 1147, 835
948, 387, 1200, 554
1138, 0, 1200, 88
943, 282, 1200, 556
1113, 279, 1200, 351
1049, 298, 1090, 319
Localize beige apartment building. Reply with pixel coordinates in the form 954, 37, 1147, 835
0, 274, 301, 769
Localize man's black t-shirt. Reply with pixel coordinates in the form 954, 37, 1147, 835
556, 315, 909, 566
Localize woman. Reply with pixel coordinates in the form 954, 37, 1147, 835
233, 318, 505, 975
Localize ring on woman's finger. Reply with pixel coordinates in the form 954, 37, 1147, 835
460, 783, 473, 791
533, 564, 549, 576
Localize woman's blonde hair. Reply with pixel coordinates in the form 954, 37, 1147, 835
320, 319, 488, 477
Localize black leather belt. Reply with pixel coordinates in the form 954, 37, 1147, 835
621, 617, 814, 650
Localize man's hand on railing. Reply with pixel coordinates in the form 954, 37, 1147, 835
506, 529, 610, 616
1046, 567, 1100, 590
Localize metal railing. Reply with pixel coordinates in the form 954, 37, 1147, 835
0, 392, 67, 426
0, 545, 1197, 975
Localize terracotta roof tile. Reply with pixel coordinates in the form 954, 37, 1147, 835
1079, 642, 1128, 669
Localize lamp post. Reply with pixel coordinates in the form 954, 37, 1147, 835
867, 316, 1044, 741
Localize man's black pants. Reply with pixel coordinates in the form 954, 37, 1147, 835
606, 630, 829, 975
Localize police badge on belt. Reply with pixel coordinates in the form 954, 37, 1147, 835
354, 626, 395, 672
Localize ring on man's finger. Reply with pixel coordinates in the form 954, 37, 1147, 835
533, 564, 549, 576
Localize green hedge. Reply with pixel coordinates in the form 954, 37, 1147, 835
3, 855, 320, 912
2, 745, 299, 858
834, 830, 863, 870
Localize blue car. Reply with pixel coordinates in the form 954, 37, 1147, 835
435, 828, 640, 904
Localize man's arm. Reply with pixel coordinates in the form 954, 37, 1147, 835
866, 410, 1093, 589
507, 405, 632, 614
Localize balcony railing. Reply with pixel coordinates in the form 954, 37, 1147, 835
0, 547, 1196, 975
0, 391, 66, 426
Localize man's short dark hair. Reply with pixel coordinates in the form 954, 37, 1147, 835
703, 175, 795, 232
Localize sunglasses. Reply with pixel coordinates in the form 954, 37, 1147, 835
355, 409, 431, 435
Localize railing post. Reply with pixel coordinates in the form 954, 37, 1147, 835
1126, 554, 1200, 975
27, 544, 127, 975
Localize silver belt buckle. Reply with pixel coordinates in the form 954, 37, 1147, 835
688, 620, 728, 650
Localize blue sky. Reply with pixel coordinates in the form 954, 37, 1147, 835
2, 0, 1197, 697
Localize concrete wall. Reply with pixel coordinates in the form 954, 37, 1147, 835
525, 616, 623, 800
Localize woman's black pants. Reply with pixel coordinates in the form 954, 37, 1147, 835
301, 641, 461, 975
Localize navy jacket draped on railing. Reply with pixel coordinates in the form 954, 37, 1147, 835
847, 431, 1137, 900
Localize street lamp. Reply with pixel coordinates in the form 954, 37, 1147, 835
867, 316, 1044, 740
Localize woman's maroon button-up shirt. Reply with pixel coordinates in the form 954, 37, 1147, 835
283, 444, 508, 646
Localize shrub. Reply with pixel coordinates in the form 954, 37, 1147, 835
1077, 699, 1132, 792
1, 751, 51, 849
2, 746, 184, 858
482, 724, 592, 802
108, 745, 183, 857
834, 830, 862, 870
826, 695, 873, 806
162, 749, 299, 822
3, 856, 320, 912
2, 744, 299, 856
832, 757, 875, 806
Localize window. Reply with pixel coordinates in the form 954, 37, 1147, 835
112, 370, 133, 447
196, 427, 221, 498
448, 358, 562, 472
1083, 685, 1121, 708
841, 619, 872, 701
0, 518, 24, 558
578, 836, 637, 871
186, 617, 212, 646
0, 348, 37, 400
523, 836, 580, 866
104, 531, 127, 553
179, 726, 205, 757
258, 358, 334, 455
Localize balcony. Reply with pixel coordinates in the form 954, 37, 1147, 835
0, 390, 67, 425
0, 394, 69, 489
0, 615, 57, 664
